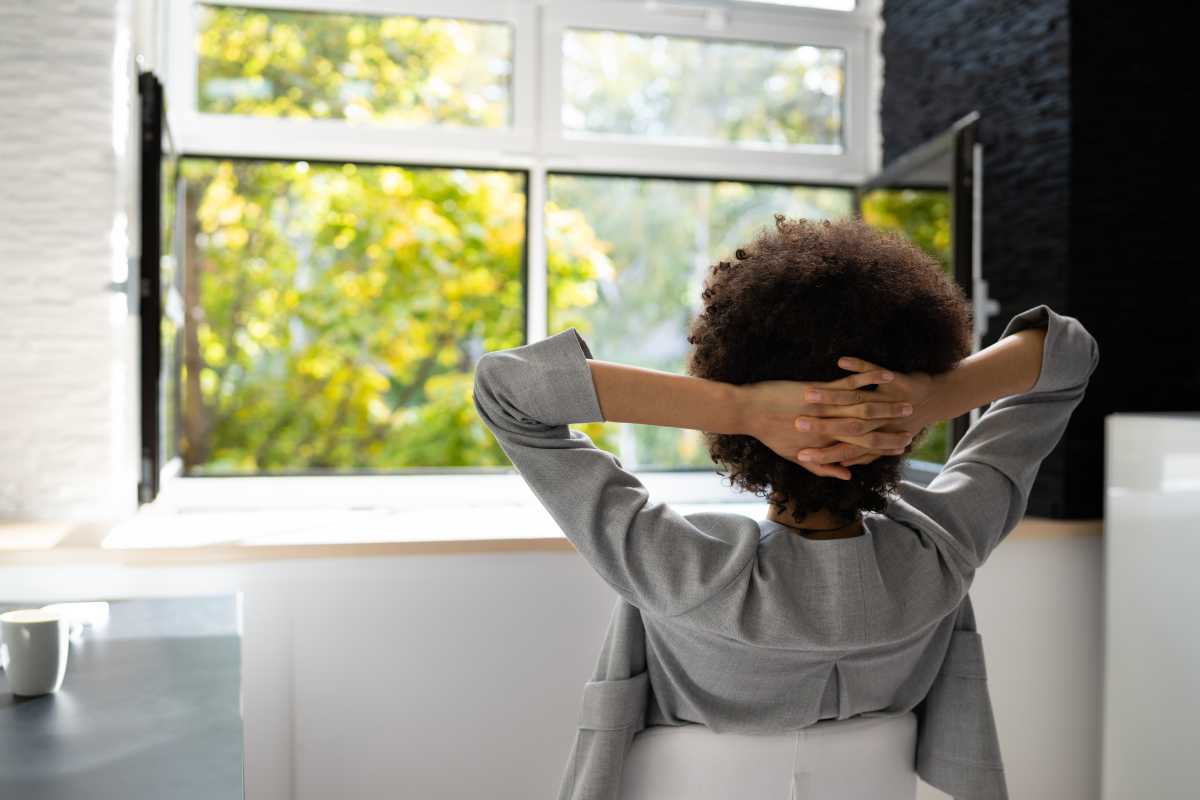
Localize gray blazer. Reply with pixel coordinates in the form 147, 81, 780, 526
473, 305, 1098, 800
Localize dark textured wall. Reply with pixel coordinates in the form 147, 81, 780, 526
881, 0, 1075, 516
881, 0, 1198, 519
1067, 6, 1199, 516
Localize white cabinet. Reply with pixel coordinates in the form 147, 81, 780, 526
1102, 414, 1200, 800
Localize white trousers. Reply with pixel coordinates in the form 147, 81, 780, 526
619, 712, 918, 800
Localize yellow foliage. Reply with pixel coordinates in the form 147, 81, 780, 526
460, 268, 498, 296
224, 225, 249, 249
360, 365, 389, 393
202, 338, 227, 367
556, 281, 598, 309
199, 368, 219, 397
380, 168, 411, 196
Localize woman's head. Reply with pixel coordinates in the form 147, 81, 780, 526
686, 215, 973, 518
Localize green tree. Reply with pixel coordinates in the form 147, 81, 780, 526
184, 7, 614, 474
859, 189, 952, 272
197, 6, 510, 127
183, 160, 556, 472
562, 30, 845, 148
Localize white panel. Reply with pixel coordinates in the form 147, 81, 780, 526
1102, 413, 1200, 800
971, 534, 1103, 800
0, 530, 1104, 800
0, 0, 138, 519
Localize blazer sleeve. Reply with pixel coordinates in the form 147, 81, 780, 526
889, 304, 1100, 579
472, 328, 758, 618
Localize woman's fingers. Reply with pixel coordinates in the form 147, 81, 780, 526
798, 460, 852, 480
821, 368, 896, 391
797, 442, 909, 465
803, 386, 866, 406
836, 356, 889, 374
796, 442, 867, 465
839, 448, 905, 466
796, 402, 907, 429
847, 429, 914, 450
803, 386, 913, 414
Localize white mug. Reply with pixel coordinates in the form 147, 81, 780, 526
0, 609, 69, 696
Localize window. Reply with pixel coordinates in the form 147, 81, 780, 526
561, 30, 845, 151
547, 175, 853, 468
196, 5, 513, 128
179, 158, 525, 473
154, 0, 881, 488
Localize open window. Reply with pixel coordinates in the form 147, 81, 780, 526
138, 70, 182, 504
857, 111, 997, 480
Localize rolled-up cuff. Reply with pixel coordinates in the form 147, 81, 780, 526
996, 305, 1099, 395
511, 327, 606, 426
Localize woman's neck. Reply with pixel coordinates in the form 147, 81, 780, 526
766, 504, 864, 540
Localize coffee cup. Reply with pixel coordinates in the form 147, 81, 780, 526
0, 609, 69, 697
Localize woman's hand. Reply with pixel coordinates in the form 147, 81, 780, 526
739, 364, 920, 480
794, 357, 938, 470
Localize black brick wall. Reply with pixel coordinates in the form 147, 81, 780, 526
881, 0, 1074, 516
881, 1, 1198, 518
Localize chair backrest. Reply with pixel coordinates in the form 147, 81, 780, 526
619, 712, 918, 800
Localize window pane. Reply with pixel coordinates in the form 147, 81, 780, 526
196, 5, 512, 128
562, 30, 845, 150
547, 175, 853, 469
860, 188, 953, 463
178, 159, 525, 474
160, 156, 182, 467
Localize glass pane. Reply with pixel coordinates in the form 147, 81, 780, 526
196, 5, 512, 128
860, 187, 953, 463
547, 175, 854, 469
160, 155, 181, 466
178, 159, 525, 474
562, 30, 845, 150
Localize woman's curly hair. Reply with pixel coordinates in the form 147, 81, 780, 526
686, 215, 973, 519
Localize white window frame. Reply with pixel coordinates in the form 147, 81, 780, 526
541, 1, 874, 184
157, 0, 885, 512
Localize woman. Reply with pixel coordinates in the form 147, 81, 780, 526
473, 216, 1098, 799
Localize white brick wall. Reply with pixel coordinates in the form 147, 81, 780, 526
0, 0, 139, 520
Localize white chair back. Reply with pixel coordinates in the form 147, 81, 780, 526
619, 712, 918, 800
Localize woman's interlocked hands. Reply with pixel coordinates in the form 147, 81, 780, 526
739, 357, 935, 480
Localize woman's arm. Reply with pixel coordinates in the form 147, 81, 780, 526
917, 326, 1048, 428
472, 327, 914, 615
800, 306, 1095, 575
587, 360, 917, 479
795, 326, 1049, 467
472, 328, 763, 617
586, 360, 744, 434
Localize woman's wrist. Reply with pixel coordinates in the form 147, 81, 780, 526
588, 359, 745, 433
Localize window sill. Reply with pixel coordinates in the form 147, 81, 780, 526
0, 468, 1102, 566
149, 469, 759, 512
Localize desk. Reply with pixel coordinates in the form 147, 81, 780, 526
0, 595, 244, 800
